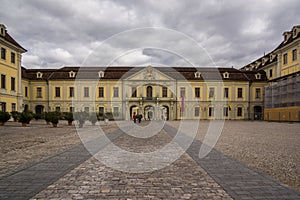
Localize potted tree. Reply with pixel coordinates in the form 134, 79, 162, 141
64, 112, 74, 126
44, 112, 51, 125
18, 111, 33, 127
74, 112, 88, 128
50, 111, 60, 127
0, 111, 11, 126
89, 112, 98, 126
10, 111, 19, 122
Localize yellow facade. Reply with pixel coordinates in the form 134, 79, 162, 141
20, 66, 265, 121
264, 106, 300, 122
0, 24, 26, 112
243, 25, 300, 122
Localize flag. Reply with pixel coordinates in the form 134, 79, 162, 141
228, 101, 232, 111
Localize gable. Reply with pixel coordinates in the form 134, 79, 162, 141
125, 66, 175, 81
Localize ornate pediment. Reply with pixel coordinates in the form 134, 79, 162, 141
125, 66, 174, 81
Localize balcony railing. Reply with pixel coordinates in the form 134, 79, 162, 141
142, 97, 158, 101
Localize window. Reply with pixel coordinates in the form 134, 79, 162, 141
237, 88, 243, 98
283, 53, 288, 65
98, 87, 104, 98
131, 86, 137, 97
113, 87, 119, 98
1, 48, 6, 60
146, 86, 152, 97
36, 72, 43, 78
99, 107, 104, 117
11, 52, 15, 64
195, 107, 200, 117
209, 87, 214, 98
113, 107, 119, 117
1, 102, 6, 112
12, 103, 16, 112
255, 73, 261, 80
25, 86, 28, 97
1, 74, 6, 89
209, 107, 214, 117
69, 87, 74, 97
223, 107, 229, 117
223, 72, 229, 79
98, 71, 105, 78
195, 87, 200, 98
224, 88, 229, 98
292, 49, 297, 61
36, 87, 42, 98
269, 69, 273, 78
194, 71, 201, 78
69, 71, 76, 78
180, 87, 186, 98
162, 86, 168, 97
237, 107, 243, 117
55, 87, 61, 97
255, 88, 261, 99
55, 107, 60, 112
70, 107, 74, 113
84, 87, 89, 97
11, 77, 15, 91
84, 107, 89, 113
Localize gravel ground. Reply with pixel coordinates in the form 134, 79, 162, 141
0, 120, 299, 191
167, 120, 300, 191
0, 120, 119, 178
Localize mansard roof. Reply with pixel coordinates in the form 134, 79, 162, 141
241, 24, 300, 72
21, 66, 266, 82
0, 31, 27, 52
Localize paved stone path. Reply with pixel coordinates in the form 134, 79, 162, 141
0, 123, 299, 200
164, 124, 300, 200
0, 128, 123, 200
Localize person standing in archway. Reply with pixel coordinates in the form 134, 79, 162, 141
133, 112, 137, 123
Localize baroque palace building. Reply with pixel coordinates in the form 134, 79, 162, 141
2, 23, 300, 121
242, 25, 300, 122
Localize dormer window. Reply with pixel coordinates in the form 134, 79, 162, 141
270, 53, 276, 62
283, 31, 291, 43
223, 72, 229, 79
293, 28, 297, 37
69, 71, 76, 78
262, 57, 269, 66
36, 72, 43, 78
255, 61, 261, 69
0, 24, 6, 37
255, 73, 261, 80
194, 71, 201, 78
98, 71, 105, 78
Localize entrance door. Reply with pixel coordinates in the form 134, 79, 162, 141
35, 105, 44, 115
144, 105, 154, 120
253, 106, 262, 120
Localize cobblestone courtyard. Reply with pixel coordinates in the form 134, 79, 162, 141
0, 120, 299, 199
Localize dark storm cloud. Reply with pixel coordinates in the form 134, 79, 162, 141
0, 0, 299, 69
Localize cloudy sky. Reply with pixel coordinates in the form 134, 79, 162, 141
1, 0, 299, 69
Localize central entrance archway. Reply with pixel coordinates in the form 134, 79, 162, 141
144, 105, 154, 120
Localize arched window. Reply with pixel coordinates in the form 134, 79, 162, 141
147, 86, 152, 97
